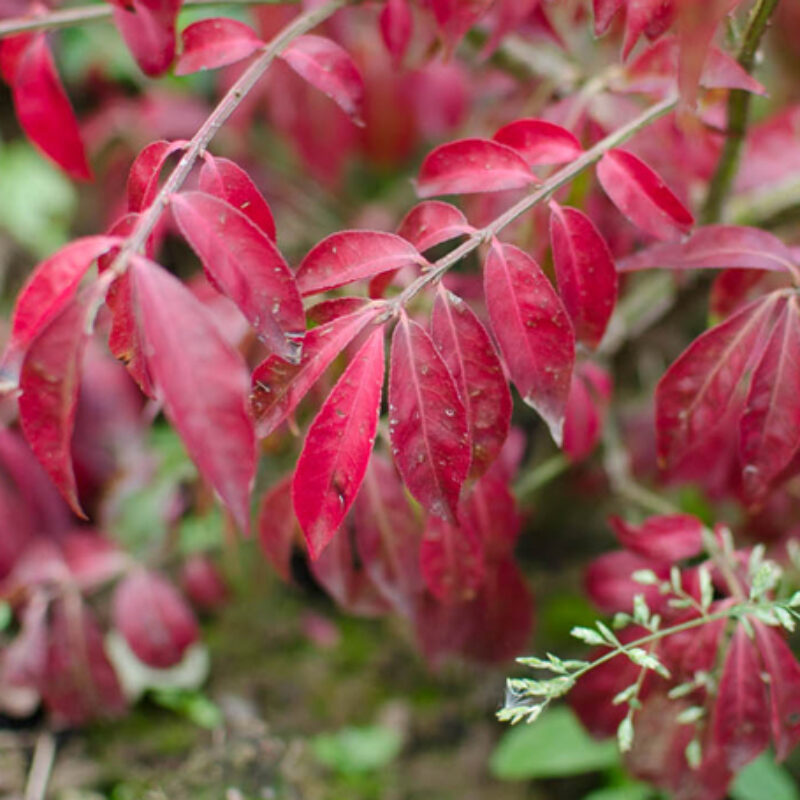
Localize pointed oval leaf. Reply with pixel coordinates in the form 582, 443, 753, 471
17, 282, 106, 517
431, 287, 511, 478
712, 623, 770, 770
112, 568, 199, 668
563, 361, 612, 462
296, 230, 425, 297
353, 453, 424, 616
618, 225, 797, 275
279, 35, 365, 124
655, 293, 785, 473
130, 255, 255, 532
250, 305, 380, 437
379, 0, 413, 63
739, 296, 800, 503
171, 191, 304, 361
752, 621, 800, 762
388, 315, 470, 521
257, 476, 298, 582
397, 201, 475, 252
110, 0, 181, 77
198, 155, 276, 241
484, 241, 575, 445
127, 139, 185, 213
549, 202, 618, 348
609, 513, 705, 561
416, 138, 536, 198
6, 236, 120, 367
420, 515, 485, 604
493, 119, 583, 166
460, 473, 520, 562
597, 148, 694, 241
306, 297, 370, 325
293, 327, 385, 559
1, 34, 91, 181
175, 18, 264, 75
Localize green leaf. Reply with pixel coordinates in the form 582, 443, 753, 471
490, 707, 619, 780
582, 784, 654, 800
730, 753, 799, 800
150, 688, 223, 730
312, 726, 402, 775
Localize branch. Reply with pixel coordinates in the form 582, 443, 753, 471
0, 0, 296, 38
387, 95, 678, 314
103, 0, 347, 281
699, 0, 781, 224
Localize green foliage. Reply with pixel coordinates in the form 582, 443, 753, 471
311, 725, 402, 776
730, 753, 800, 800
0, 142, 76, 258
490, 707, 618, 780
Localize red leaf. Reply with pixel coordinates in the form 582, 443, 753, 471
563, 361, 612, 462
460, 473, 520, 561
5, 236, 119, 368
622, 0, 676, 59
43, 598, 127, 725
481, 0, 543, 56
493, 119, 583, 166
296, 230, 425, 296
388, 314, 470, 521
459, 557, 533, 663
18, 281, 109, 517
420, 516, 484, 604
198, 155, 276, 241
310, 516, 391, 617
416, 138, 536, 198
175, 18, 263, 75
112, 569, 199, 668
549, 202, 617, 348
353, 453, 423, 616
619, 225, 797, 275
110, 0, 181, 77
293, 328, 385, 559
609, 513, 705, 561
250, 305, 381, 437
593, 0, 624, 35
710, 269, 790, 321
306, 297, 370, 325
586, 551, 668, 614
379, 0, 413, 64
171, 191, 304, 361
279, 35, 365, 124
397, 201, 475, 252
127, 139, 185, 213
430, 0, 493, 50
739, 296, 800, 503
257, 476, 298, 582
655, 293, 785, 474
130, 255, 255, 532
1, 34, 91, 181
752, 621, 800, 761
431, 286, 511, 478
597, 148, 694, 241
712, 623, 770, 770
623, 37, 767, 96
484, 241, 575, 445
181, 554, 229, 612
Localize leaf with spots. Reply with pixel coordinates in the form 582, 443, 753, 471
388, 314, 470, 521
549, 202, 617, 348
292, 327, 385, 559
420, 515, 485, 604
431, 286, 511, 478
484, 241, 575, 446
171, 191, 304, 362
416, 138, 536, 198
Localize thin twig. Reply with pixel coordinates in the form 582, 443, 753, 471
700, 0, 780, 224
0, 0, 296, 38
24, 732, 56, 800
